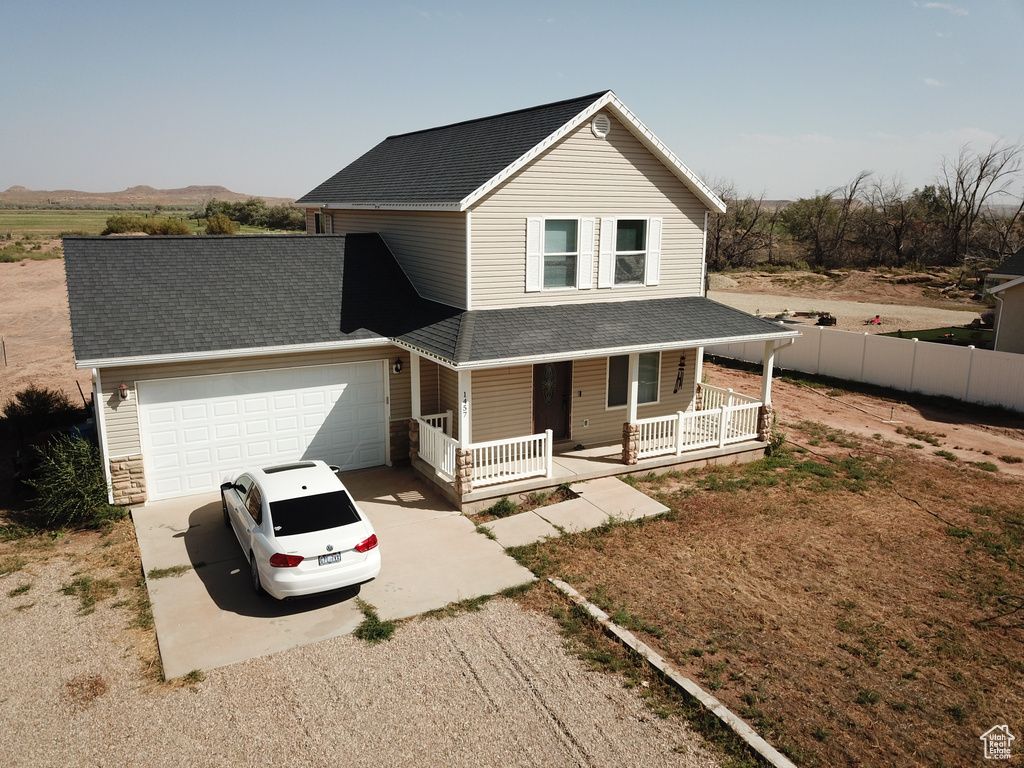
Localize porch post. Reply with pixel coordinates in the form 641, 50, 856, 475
758, 341, 776, 443
621, 353, 641, 465
626, 353, 640, 424
454, 368, 474, 495
761, 340, 775, 406
410, 352, 421, 419
694, 347, 705, 410
408, 352, 422, 462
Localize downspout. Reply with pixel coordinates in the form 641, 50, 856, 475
465, 210, 472, 310
992, 294, 1004, 351
702, 211, 709, 296
93, 368, 114, 505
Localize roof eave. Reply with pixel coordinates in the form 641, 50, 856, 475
313, 201, 463, 211
392, 327, 799, 371
989, 275, 1024, 293
75, 337, 392, 370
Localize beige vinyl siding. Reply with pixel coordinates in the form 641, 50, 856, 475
320, 209, 467, 308
470, 113, 708, 310
418, 358, 443, 416
100, 344, 405, 457
996, 283, 1024, 354
569, 350, 697, 445
468, 366, 534, 444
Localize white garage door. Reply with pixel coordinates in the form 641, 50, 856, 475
139, 362, 387, 500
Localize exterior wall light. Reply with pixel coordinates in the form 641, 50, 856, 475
392, 359, 403, 374
118, 383, 130, 400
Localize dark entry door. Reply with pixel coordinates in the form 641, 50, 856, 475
533, 361, 572, 440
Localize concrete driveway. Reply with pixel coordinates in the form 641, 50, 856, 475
133, 465, 535, 679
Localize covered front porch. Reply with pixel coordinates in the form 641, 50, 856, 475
387, 295, 798, 509
404, 346, 784, 511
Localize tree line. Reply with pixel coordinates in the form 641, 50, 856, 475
195, 197, 305, 231
708, 140, 1024, 275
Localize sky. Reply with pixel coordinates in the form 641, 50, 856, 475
2, 0, 1022, 201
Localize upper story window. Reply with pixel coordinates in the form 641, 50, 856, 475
526, 217, 595, 293
543, 219, 578, 289
598, 217, 663, 289
614, 219, 647, 285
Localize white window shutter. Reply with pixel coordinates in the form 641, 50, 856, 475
578, 218, 595, 289
598, 218, 615, 288
525, 218, 542, 292
646, 217, 662, 286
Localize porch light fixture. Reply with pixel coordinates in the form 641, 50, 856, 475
118, 383, 129, 400
392, 359, 403, 375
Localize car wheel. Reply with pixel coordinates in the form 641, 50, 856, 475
249, 551, 263, 595
222, 498, 230, 528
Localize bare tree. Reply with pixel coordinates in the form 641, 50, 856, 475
706, 180, 781, 270
937, 140, 1024, 272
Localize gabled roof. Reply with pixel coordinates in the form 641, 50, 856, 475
296, 91, 725, 214
991, 248, 1024, 278
63, 235, 380, 366
64, 233, 792, 370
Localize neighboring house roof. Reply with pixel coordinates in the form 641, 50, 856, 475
63, 235, 380, 366
990, 248, 1024, 278
296, 91, 725, 214
64, 233, 794, 369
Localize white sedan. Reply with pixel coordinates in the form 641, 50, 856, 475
220, 460, 381, 600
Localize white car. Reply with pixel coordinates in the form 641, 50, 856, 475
220, 460, 381, 600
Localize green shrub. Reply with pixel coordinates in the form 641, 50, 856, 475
205, 213, 239, 235
102, 214, 191, 236
486, 496, 518, 518
24, 435, 120, 529
1, 385, 82, 439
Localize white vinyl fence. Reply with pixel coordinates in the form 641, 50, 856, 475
708, 325, 1024, 413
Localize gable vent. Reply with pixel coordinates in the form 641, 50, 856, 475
591, 113, 611, 138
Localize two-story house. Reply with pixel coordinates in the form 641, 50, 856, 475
64, 91, 797, 508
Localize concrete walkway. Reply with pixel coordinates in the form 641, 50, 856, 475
480, 476, 669, 548
134, 465, 535, 679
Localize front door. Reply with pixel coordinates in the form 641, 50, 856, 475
533, 361, 572, 440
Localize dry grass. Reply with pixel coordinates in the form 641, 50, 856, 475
512, 422, 1024, 767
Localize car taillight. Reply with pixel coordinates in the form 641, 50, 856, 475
269, 553, 304, 568
355, 534, 378, 553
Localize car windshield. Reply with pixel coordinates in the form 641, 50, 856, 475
268, 490, 362, 537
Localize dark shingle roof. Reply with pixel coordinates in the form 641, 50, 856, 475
64, 233, 794, 368
398, 297, 796, 366
295, 91, 609, 207
992, 248, 1024, 277
63, 235, 375, 362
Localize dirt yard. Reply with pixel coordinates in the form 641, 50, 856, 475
2, 258, 1023, 767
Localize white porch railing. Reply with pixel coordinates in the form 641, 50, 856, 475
417, 418, 458, 480
421, 410, 453, 435
471, 430, 553, 488
637, 401, 763, 460
700, 384, 761, 410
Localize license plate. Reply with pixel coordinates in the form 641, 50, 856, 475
318, 552, 342, 566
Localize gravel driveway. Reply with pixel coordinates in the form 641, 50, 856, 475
1, 551, 720, 767
708, 290, 983, 334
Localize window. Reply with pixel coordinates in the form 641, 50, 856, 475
314, 211, 331, 234
607, 352, 660, 408
615, 220, 647, 285
245, 485, 263, 525
543, 220, 578, 289
526, 217, 594, 292
598, 217, 661, 288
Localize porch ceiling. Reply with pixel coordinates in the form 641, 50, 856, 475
396, 296, 799, 368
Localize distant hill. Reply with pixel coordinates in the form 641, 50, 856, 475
0, 185, 294, 207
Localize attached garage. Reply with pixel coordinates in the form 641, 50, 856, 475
138, 361, 388, 500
